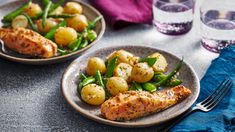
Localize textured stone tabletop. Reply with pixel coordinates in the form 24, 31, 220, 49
0, 0, 218, 131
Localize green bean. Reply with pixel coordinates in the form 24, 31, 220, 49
42, 0, 64, 13
96, 70, 113, 99
78, 73, 88, 93
81, 76, 96, 87
153, 59, 183, 88
133, 82, 143, 91
105, 57, 118, 78
130, 83, 143, 91
105, 61, 109, 67
165, 79, 182, 87
42, 1, 52, 27
68, 36, 82, 51
105, 91, 111, 99
102, 77, 111, 99
139, 57, 157, 67
79, 39, 88, 49
49, 0, 64, 13
153, 73, 182, 87
42, 0, 51, 7
129, 85, 136, 91
79, 73, 87, 81
142, 83, 157, 92
2, 22, 11, 28
57, 48, 70, 55
103, 77, 108, 85
68, 29, 86, 51
86, 30, 97, 42
95, 70, 105, 89
23, 14, 37, 31
88, 16, 103, 29
78, 83, 83, 93
2, 0, 31, 22
31, 2, 65, 20
44, 20, 66, 39
82, 28, 88, 35
153, 73, 167, 82
30, 12, 43, 20
78, 76, 96, 92
48, 14, 75, 18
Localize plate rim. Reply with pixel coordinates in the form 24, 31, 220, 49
61, 45, 200, 128
0, 0, 105, 64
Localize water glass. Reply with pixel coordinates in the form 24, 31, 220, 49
200, 0, 235, 53
152, 0, 194, 35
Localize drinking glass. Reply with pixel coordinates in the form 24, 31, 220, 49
200, 0, 235, 53
152, 0, 194, 35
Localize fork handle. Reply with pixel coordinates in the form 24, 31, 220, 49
162, 108, 197, 132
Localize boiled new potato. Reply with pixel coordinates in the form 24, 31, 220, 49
86, 57, 106, 76
131, 63, 154, 83
36, 19, 57, 33
63, 2, 83, 14
12, 15, 28, 29
107, 50, 139, 66
54, 27, 77, 47
130, 56, 140, 66
81, 84, 105, 105
66, 14, 88, 32
106, 77, 129, 96
24, 2, 42, 17
114, 63, 132, 82
149, 52, 168, 73
50, 6, 64, 15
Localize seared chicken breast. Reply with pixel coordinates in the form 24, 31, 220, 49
101, 85, 192, 121
0, 28, 57, 58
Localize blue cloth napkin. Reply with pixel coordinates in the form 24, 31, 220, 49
173, 46, 235, 132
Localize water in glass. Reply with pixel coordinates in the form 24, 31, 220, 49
201, 10, 235, 53
152, 0, 194, 35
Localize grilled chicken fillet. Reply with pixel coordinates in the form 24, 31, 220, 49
0, 28, 57, 58
101, 85, 192, 121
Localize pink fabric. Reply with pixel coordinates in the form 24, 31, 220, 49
92, 0, 153, 29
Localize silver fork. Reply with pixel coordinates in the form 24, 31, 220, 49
164, 79, 233, 132
0, 39, 7, 53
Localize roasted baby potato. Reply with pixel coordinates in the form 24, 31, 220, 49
24, 2, 42, 17
107, 50, 139, 66
81, 84, 105, 105
66, 14, 88, 32
63, 2, 82, 14
36, 19, 57, 33
131, 63, 154, 83
11, 15, 28, 29
50, 6, 64, 15
114, 63, 132, 82
54, 27, 77, 47
86, 57, 106, 76
106, 77, 129, 96
149, 52, 168, 73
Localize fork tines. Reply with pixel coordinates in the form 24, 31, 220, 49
199, 79, 233, 110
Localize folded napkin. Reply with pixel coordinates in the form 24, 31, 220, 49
173, 46, 235, 131
92, 0, 152, 29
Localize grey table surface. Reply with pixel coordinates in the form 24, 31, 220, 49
0, 0, 219, 131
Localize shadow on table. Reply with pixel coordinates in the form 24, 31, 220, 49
0, 58, 71, 91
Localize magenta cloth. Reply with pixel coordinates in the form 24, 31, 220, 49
92, 0, 153, 29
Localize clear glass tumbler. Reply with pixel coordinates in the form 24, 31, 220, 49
152, 0, 194, 35
200, 0, 235, 53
